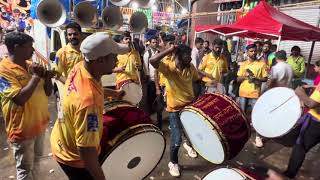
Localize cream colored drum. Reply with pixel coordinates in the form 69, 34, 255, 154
252, 87, 302, 138
120, 81, 143, 105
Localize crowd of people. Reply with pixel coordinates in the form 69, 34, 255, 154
0, 20, 319, 180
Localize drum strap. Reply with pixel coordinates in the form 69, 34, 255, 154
296, 113, 313, 145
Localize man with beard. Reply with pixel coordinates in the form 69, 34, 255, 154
50, 32, 129, 180
237, 44, 268, 148
113, 31, 143, 89
198, 38, 228, 94
150, 44, 199, 177
0, 32, 53, 180
54, 22, 83, 84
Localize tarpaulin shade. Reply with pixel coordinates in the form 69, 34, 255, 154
195, 1, 320, 41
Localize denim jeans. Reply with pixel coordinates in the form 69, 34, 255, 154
239, 97, 257, 113
169, 112, 183, 164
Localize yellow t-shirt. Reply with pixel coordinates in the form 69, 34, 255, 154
237, 60, 268, 98
0, 58, 49, 142
54, 43, 84, 78
308, 85, 320, 120
157, 60, 199, 112
50, 62, 104, 168
115, 50, 142, 84
198, 53, 228, 83
158, 54, 175, 87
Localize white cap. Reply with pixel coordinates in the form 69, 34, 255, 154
80, 32, 129, 61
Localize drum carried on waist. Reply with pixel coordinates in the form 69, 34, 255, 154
202, 167, 262, 180
100, 100, 165, 180
180, 93, 250, 164
120, 81, 143, 105
252, 87, 302, 140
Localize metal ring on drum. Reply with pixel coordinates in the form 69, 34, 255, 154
251, 87, 302, 138
101, 124, 165, 180
100, 100, 165, 180
120, 81, 143, 106
202, 168, 246, 180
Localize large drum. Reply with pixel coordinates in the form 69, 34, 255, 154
100, 100, 165, 180
120, 81, 143, 105
202, 167, 262, 180
252, 87, 302, 138
180, 93, 250, 164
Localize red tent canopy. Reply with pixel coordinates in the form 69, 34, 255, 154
195, 1, 320, 41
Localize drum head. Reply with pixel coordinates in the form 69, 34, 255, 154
102, 127, 165, 180
252, 87, 301, 138
180, 110, 225, 164
203, 168, 246, 180
121, 82, 142, 105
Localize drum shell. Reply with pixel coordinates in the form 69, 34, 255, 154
184, 93, 250, 160
203, 166, 263, 180
100, 100, 152, 157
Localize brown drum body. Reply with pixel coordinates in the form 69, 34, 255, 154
100, 100, 152, 159
180, 93, 250, 163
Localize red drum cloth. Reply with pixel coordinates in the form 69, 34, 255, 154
100, 101, 152, 152
185, 93, 250, 160
116, 79, 133, 90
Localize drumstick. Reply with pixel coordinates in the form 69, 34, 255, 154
269, 95, 295, 113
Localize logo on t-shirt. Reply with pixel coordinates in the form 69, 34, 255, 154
0, 77, 10, 91
87, 113, 98, 132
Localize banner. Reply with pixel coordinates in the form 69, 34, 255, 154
0, 0, 31, 14
153, 11, 172, 26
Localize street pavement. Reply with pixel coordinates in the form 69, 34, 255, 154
0, 96, 320, 180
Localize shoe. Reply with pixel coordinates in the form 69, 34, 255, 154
183, 142, 198, 158
168, 162, 180, 177
255, 136, 263, 148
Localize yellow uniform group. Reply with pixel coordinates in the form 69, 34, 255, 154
157, 59, 199, 112
54, 43, 84, 78
115, 50, 142, 87
198, 52, 228, 84
0, 57, 49, 142
50, 61, 104, 168
237, 60, 268, 99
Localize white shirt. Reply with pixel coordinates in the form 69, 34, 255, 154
269, 61, 294, 88
143, 48, 158, 81
191, 47, 200, 68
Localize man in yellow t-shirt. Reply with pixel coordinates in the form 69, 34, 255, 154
284, 85, 320, 179
112, 31, 142, 89
50, 32, 129, 180
198, 38, 228, 94
237, 44, 268, 148
53, 22, 84, 84
0, 32, 52, 180
150, 44, 199, 177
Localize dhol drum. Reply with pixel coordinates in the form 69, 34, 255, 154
120, 81, 143, 105
252, 87, 302, 140
205, 82, 226, 94
180, 93, 250, 164
202, 167, 262, 180
100, 100, 165, 180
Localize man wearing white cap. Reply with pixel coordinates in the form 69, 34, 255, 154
50, 32, 129, 180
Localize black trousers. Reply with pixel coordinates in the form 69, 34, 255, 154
285, 119, 320, 178
147, 81, 164, 130
58, 162, 94, 180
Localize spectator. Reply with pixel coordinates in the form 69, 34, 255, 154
287, 45, 305, 79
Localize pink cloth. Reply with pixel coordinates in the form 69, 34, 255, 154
314, 74, 320, 86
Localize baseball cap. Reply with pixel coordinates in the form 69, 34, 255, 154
80, 32, 129, 62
